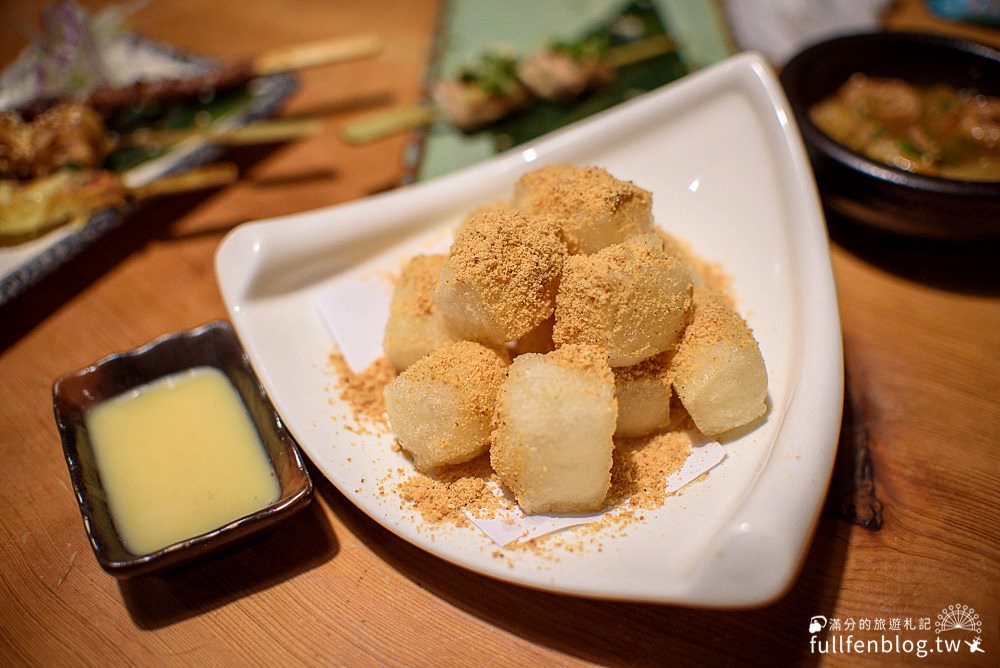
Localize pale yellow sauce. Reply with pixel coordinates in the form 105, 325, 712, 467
86, 366, 279, 556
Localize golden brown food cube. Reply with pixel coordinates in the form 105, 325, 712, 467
553, 234, 693, 367
436, 208, 566, 345
512, 163, 653, 254
383, 254, 459, 371
670, 290, 768, 437
613, 353, 672, 438
490, 344, 616, 514
384, 341, 509, 471
454, 202, 512, 237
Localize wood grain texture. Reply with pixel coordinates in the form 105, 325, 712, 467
2, 1, 998, 665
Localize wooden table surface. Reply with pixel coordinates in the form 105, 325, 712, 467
1, 1, 998, 665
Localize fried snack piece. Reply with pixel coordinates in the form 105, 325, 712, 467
491, 344, 616, 514
512, 163, 653, 254
436, 208, 566, 345
613, 352, 672, 438
384, 341, 510, 471
553, 234, 692, 367
670, 290, 768, 437
383, 254, 459, 371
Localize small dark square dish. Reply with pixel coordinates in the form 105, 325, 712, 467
780, 31, 1000, 239
53, 320, 313, 578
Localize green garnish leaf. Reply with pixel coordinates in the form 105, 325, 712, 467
551, 34, 611, 61
458, 53, 521, 95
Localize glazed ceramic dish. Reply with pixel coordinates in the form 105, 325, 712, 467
780, 31, 1000, 239
52, 320, 313, 578
0, 37, 297, 307
410, 0, 735, 182
215, 52, 843, 607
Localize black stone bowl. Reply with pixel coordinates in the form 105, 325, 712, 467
780, 31, 1000, 239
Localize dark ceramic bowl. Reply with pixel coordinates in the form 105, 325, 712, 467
52, 320, 313, 578
780, 31, 1000, 239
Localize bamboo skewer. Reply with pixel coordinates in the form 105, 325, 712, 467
338, 35, 677, 145
602, 34, 675, 69
128, 163, 239, 200
0, 163, 239, 244
338, 105, 438, 145
252, 34, 384, 75
2, 111, 322, 183
116, 117, 324, 150
20, 34, 384, 118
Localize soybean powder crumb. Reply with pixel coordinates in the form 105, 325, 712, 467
328, 352, 393, 428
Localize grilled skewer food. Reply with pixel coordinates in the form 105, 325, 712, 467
431, 52, 534, 132
515, 39, 615, 103
13, 32, 384, 119
340, 34, 675, 143
0, 163, 238, 245
0, 103, 106, 179
0, 102, 322, 181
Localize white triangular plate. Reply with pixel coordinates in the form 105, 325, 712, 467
215, 52, 843, 607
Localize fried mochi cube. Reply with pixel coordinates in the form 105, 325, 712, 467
512, 164, 653, 254
384, 341, 509, 471
490, 344, 617, 514
670, 290, 768, 437
613, 353, 672, 438
383, 254, 459, 371
553, 234, 693, 367
436, 208, 566, 345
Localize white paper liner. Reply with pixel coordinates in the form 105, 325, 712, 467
316, 274, 393, 372
462, 442, 727, 546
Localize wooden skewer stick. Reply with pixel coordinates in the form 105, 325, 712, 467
602, 34, 675, 68
22, 34, 384, 118
337, 34, 676, 145
128, 163, 239, 200
253, 34, 385, 75
338, 105, 438, 145
0, 164, 239, 244
117, 117, 323, 150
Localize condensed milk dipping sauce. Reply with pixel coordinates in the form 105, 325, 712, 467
85, 366, 280, 556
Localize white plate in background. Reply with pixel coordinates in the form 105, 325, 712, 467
215, 52, 843, 607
